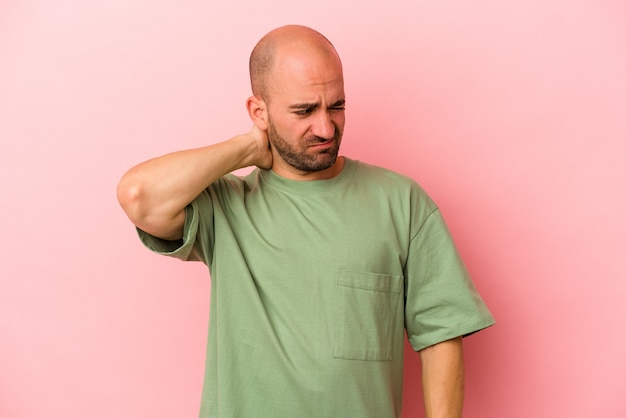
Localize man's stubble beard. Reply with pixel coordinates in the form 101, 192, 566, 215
267, 119, 342, 173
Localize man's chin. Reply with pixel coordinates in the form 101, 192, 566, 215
298, 152, 339, 172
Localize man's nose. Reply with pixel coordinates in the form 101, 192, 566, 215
312, 111, 335, 140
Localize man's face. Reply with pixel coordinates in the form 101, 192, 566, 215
264, 49, 346, 175
267, 114, 343, 173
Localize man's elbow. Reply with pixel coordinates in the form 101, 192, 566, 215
117, 175, 146, 224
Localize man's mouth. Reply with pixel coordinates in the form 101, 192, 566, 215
307, 138, 334, 148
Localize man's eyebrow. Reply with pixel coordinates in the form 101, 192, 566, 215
288, 102, 318, 110
288, 99, 345, 110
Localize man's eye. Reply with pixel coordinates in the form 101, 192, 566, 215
330, 107, 345, 112
294, 108, 314, 115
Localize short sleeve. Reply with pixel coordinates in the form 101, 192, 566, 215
404, 209, 495, 351
136, 190, 214, 264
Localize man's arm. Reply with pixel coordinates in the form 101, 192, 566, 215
116, 125, 271, 241
419, 336, 465, 418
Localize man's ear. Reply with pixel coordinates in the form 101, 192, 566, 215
246, 96, 269, 131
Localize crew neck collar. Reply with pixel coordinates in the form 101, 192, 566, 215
259, 157, 357, 195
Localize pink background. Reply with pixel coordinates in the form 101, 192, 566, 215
1, 1, 625, 417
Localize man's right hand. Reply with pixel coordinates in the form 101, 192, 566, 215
247, 124, 273, 170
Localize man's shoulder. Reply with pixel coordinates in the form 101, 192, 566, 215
347, 158, 436, 208
210, 168, 263, 191
348, 158, 421, 189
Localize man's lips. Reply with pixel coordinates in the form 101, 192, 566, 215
307, 139, 334, 148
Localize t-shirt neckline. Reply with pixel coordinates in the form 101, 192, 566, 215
259, 157, 357, 195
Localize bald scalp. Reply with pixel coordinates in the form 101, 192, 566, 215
249, 25, 340, 102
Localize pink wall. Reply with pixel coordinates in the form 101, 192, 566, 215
1, 1, 625, 417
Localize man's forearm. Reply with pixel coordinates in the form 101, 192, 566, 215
419, 337, 465, 418
117, 129, 268, 240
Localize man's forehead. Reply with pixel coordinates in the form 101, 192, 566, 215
269, 78, 345, 104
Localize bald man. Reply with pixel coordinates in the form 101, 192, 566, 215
118, 25, 494, 418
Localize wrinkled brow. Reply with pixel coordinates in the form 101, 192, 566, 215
288, 99, 346, 110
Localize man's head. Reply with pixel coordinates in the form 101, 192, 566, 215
247, 25, 346, 178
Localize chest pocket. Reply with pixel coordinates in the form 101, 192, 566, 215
333, 269, 404, 361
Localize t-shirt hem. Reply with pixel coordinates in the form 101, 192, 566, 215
409, 317, 496, 352
135, 204, 200, 261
